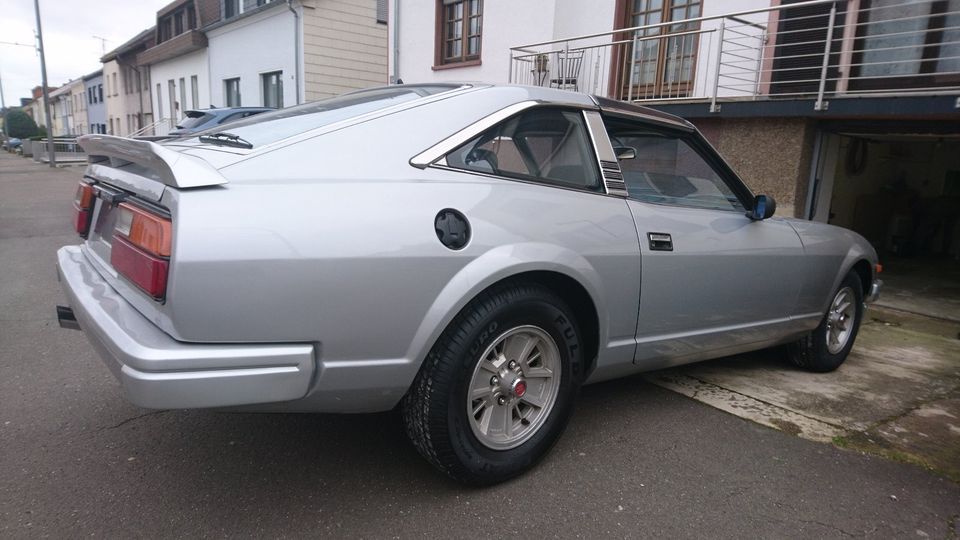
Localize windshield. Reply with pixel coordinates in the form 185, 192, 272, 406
177, 112, 214, 130
189, 84, 462, 147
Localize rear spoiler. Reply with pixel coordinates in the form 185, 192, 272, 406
78, 134, 227, 189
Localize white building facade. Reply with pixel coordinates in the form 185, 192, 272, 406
388, 0, 769, 101
206, 2, 299, 109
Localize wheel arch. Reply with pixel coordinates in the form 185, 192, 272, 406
849, 258, 873, 299
404, 243, 608, 385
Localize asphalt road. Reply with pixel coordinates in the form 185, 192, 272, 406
1, 153, 958, 538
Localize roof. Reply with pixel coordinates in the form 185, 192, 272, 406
101, 26, 156, 62
82, 69, 103, 81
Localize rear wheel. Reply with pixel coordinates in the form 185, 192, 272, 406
401, 282, 582, 485
789, 271, 864, 372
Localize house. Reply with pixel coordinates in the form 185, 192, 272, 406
206, 0, 388, 108
83, 70, 107, 135
137, 0, 222, 133
206, 0, 300, 109
122, 0, 385, 135
47, 84, 70, 136
101, 28, 155, 136
68, 78, 88, 135
390, 0, 960, 315
23, 86, 57, 130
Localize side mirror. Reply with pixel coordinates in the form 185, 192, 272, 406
748, 194, 777, 220
613, 146, 636, 160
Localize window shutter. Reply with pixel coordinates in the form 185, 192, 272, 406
376, 0, 388, 23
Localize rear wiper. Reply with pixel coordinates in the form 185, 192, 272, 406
198, 131, 253, 149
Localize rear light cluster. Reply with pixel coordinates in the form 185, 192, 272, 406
111, 203, 172, 299
74, 182, 95, 236
73, 180, 172, 300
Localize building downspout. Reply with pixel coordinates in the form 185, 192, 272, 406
286, 0, 302, 105
391, 0, 400, 83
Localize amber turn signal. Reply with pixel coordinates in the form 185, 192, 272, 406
115, 203, 172, 257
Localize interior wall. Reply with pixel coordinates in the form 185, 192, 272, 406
829, 136, 960, 255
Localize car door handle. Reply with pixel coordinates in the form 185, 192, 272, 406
648, 232, 673, 252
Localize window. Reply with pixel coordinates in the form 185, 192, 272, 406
850, 0, 960, 90
224, 0, 240, 18
191, 75, 199, 109
446, 108, 602, 192
192, 84, 456, 147
112, 73, 118, 96
179, 77, 187, 114
605, 121, 744, 212
376, 0, 388, 23
156, 83, 164, 120
168, 80, 177, 119
261, 71, 283, 108
436, 0, 482, 66
618, 0, 701, 99
224, 77, 241, 107
98, 83, 103, 102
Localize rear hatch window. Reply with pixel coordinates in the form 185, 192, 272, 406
177, 111, 214, 130
186, 85, 461, 148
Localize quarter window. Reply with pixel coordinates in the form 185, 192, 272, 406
606, 124, 744, 211
446, 108, 602, 192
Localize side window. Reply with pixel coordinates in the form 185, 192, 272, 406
445, 108, 602, 191
607, 125, 744, 212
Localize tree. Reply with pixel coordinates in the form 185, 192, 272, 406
3, 109, 40, 139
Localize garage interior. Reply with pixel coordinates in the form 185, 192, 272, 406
810, 126, 960, 321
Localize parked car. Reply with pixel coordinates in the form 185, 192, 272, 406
167, 107, 274, 136
3, 137, 22, 151
57, 84, 881, 484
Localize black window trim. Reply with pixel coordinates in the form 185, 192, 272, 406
600, 111, 756, 213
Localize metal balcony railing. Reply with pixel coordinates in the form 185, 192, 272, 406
508, 0, 960, 111
129, 117, 177, 138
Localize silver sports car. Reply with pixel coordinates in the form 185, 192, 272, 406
57, 83, 882, 484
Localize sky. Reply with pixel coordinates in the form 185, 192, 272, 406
1, 0, 172, 107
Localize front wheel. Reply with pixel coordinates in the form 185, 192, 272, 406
789, 271, 864, 372
401, 282, 582, 485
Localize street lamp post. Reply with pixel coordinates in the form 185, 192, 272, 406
34, 0, 55, 167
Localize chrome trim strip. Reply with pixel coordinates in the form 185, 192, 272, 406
583, 110, 628, 198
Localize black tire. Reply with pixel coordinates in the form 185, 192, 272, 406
401, 281, 583, 485
789, 271, 864, 373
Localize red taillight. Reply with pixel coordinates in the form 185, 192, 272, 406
74, 182, 95, 236
111, 203, 172, 299
111, 236, 169, 298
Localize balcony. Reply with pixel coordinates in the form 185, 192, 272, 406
137, 29, 207, 66
509, 0, 960, 112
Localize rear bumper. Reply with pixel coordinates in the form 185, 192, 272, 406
56, 246, 316, 409
865, 279, 883, 303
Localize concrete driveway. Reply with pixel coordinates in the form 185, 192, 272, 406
648, 307, 960, 482
1, 152, 958, 538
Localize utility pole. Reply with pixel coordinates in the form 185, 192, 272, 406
34, 0, 55, 167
